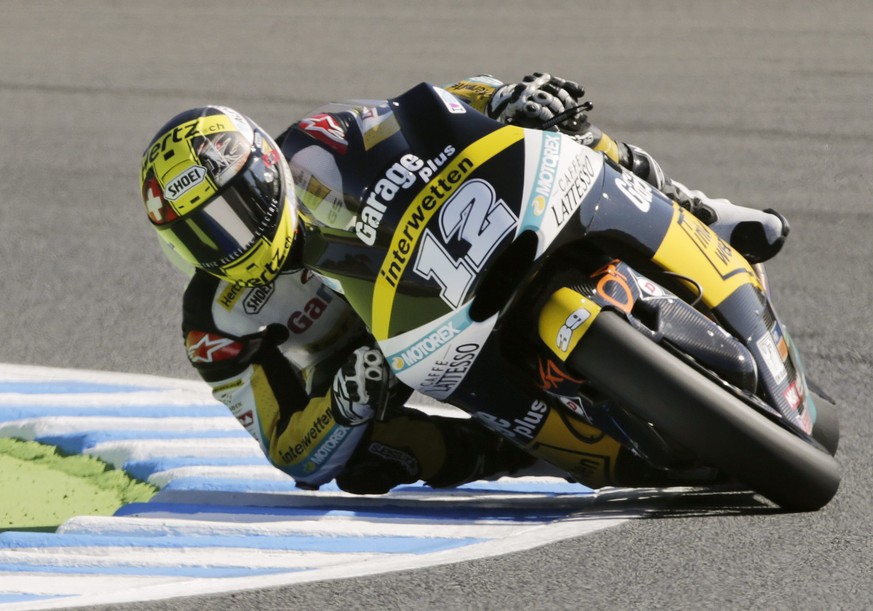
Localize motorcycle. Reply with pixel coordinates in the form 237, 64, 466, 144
296, 82, 840, 512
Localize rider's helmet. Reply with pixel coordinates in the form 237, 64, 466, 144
139, 106, 297, 287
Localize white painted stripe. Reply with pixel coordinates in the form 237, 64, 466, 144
59, 516, 537, 539
0, 364, 207, 391
83, 438, 264, 468
146, 466, 292, 487
0, 517, 630, 610
0, 392, 218, 408
0, 417, 240, 440
0, 574, 184, 597
0, 548, 388, 570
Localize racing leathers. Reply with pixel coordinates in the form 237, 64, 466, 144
180, 74, 786, 494
182, 268, 529, 493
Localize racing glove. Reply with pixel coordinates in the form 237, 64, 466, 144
487, 72, 592, 133
330, 346, 393, 426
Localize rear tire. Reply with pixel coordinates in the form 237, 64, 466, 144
567, 311, 841, 512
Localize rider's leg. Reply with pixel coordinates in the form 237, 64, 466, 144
625, 143, 789, 264
334, 408, 537, 495
665, 179, 790, 264
334, 406, 706, 494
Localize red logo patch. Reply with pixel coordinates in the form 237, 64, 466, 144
186, 331, 243, 364
300, 113, 349, 154
236, 410, 255, 428
784, 381, 802, 410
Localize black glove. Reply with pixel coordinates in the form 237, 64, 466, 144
330, 346, 392, 426
487, 72, 592, 132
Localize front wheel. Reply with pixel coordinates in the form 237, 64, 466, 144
567, 311, 841, 512
810, 389, 839, 456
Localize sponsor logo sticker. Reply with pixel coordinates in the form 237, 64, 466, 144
390, 321, 464, 371
300, 113, 349, 154
243, 284, 274, 314
529, 133, 562, 217
615, 171, 653, 212
218, 283, 245, 311
434, 86, 467, 114
355, 145, 457, 246
756, 333, 788, 384
418, 342, 481, 398
165, 165, 207, 201
476, 399, 549, 441
185, 331, 243, 364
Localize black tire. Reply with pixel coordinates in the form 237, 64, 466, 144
567, 311, 841, 512
810, 389, 839, 456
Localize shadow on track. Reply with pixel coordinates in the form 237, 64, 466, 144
585, 485, 782, 520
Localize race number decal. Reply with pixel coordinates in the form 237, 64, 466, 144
538, 288, 601, 360
371, 126, 525, 339
413, 180, 517, 309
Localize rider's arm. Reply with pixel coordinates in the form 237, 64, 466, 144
180, 271, 372, 489
456, 72, 786, 261
444, 74, 690, 204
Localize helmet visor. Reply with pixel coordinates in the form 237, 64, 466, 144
159, 139, 285, 269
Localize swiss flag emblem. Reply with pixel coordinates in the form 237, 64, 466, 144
143, 177, 177, 225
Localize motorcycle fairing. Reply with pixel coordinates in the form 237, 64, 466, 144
375, 141, 612, 397
369, 126, 525, 340
301, 82, 608, 343
578, 162, 814, 433
373, 128, 605, 395
560, 260, 759, 394
297, 81, 816, 438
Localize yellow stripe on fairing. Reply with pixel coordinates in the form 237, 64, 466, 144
371, 126, 525, 340
652, 205, 761, 308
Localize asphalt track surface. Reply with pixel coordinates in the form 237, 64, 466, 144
1, 1, 871, 609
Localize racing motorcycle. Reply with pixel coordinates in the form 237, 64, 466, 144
297, 82, 840, 512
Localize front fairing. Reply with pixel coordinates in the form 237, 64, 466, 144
297, 83, 605, 398
580, 162, 815, 434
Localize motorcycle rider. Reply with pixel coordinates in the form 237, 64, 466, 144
139, 73, 789, 494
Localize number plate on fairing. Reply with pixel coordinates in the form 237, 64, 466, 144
373, 129, 604, 397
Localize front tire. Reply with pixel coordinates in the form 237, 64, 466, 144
810, 389, 839, 456
567, 311, 841, 512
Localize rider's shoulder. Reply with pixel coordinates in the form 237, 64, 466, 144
278, 99, 396, 157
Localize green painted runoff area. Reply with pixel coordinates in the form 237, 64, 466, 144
0, 438, 157, 532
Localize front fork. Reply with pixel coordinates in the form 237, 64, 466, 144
753, 263, 771, 298
533, 283, 691, 468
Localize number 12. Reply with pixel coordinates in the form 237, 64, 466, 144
413, 179, 517, 309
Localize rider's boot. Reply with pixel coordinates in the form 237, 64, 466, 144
424, 417, 539, 488
665, 180, 790, 264
334, 409, 536, 495
625, 144, 790, 264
